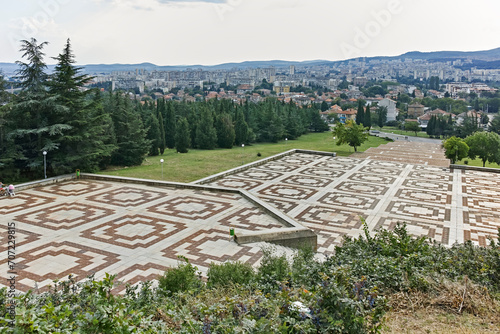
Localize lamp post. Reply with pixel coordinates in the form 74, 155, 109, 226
43, 151, 47, 179
241, 144, 245, 165
285, 138, 288, 145
160, 159, 164, 180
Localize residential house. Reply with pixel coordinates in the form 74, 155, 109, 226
378, 98, 398, 122
408, 103, 425, 118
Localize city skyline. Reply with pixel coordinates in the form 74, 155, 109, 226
1, 0, 499, 66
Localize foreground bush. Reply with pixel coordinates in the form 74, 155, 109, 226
1, 224, 498, 333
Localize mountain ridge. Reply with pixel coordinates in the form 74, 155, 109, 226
1, 47, 499, 75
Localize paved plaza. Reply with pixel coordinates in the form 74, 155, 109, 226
2, 141, 500, 293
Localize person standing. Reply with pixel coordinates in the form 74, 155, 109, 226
8, 184, 15, 197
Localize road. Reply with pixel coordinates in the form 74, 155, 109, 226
371, 131, 443, 144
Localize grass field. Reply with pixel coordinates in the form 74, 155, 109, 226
455, 158, 500, 168
99, 132, 390, 183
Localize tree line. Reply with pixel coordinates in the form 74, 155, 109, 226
0, 39, 329, 182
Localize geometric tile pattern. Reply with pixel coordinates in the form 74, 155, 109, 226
0, 181, 288, 293
16, 203, 115, 230
207, 143, 500, 254
4, 141, 500, 294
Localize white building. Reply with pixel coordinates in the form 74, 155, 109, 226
378, 98, 398, 122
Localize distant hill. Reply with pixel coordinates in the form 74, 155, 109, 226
1, 47, 499, 75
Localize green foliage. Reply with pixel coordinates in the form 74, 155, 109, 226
465, 131, 500, 167
158, 256, 203, 297
174, 117, 191, 153
207, 261, 255, 288
3, 225, 499, 333
404, 121, 421, 136
443, 136, 469, 164
195, 106, 217, 149
333, 120, 369, 152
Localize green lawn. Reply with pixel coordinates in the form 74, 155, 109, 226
375, 126, 432, 138
455, 158, 500, 169
99, 132, 390, 183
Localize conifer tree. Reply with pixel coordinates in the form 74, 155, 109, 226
48, 38, 116, 173
175, 117, 190, 153
364, 104, 372, 129
356, 101, 364, 125
158, 112, 166, 154
234, 108, 249, 145
146, 113, 161, 156
215, 113, 235, 149
164, 101, 176, 149
196, 106, 217, 149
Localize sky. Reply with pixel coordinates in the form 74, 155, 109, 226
1, 0, 499, 66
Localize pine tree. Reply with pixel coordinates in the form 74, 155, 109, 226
234, 107, 249, 145
175, 117, 191, 153
146, 113, 161, 156
215, 113, 235, 149
165, 101, 176, 149
196, 106, 217, 149
108, 93, 150, 166
364, 104, 372, 129
8, 38, 69, 178
47, 39, 116, 173
356, 101, 364, 125
158, 112, 166, 154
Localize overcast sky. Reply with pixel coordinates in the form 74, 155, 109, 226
1, 0, 499, 66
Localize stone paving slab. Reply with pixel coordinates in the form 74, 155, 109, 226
0, 180, 296, 293
204, 142, 500, 254
3, 141, 500, 294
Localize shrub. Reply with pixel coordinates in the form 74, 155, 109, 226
207, 261, 255, 288
257, 152, 262, 157
158, 256, 203, 296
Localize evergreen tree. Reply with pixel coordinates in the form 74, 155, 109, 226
376, 106, 387, 128
158, 112, 166, 154
234, 108, 249, 145
47, 39, 116, 173
108, 93, 150, 166
215, 113, 235, 149
164, 101, 176, 149
175, 117, 190, 153
309, 109, 330, 132
8, 38, 69, 178
364, 104, 372, 129
146, 113, 161, 156
196, 106, 217, 149
356, 101, 364, 125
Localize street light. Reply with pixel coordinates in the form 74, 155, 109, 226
285, 138, 288, 145
160, 159, 164, 180
241, 144, 245, 165
43, 151, 47, 179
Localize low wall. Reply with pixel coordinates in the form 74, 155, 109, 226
450, 164, 500, 174
13, 174, 75, 191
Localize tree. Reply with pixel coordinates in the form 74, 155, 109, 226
443, 136, 469, 164
404, 121, 421, 136
108, 93, 150, 166
356, 101, 364, 126
234, 108, 249, 145
332, 120, 368, 152
175, 117, 190, 153
465, 131, 500, 167
157, 112, 166, 155
48, 39, 116, 173
215, 113, 235, 149
195, 106, 217, 149
489, 113, 500, 135
8, 38, 71, 178
376, 106, 387, 128
364, 104, 372, 129
164, 101, 176, 149
320, 101, 329, 112
309, 109, 330, 132
146, 113, 161, 156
